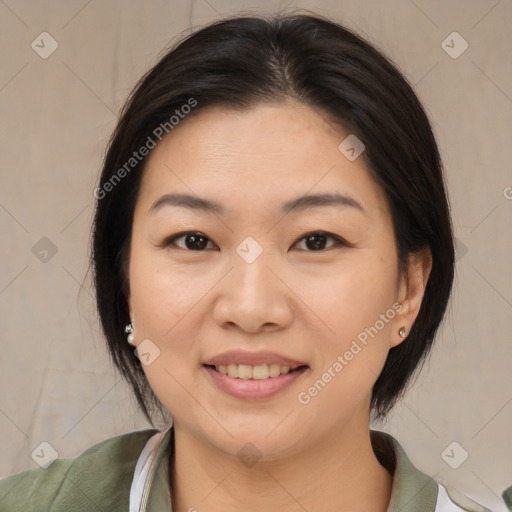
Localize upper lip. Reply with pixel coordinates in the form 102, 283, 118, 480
203, 350, 308, 370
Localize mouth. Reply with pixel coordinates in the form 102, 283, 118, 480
204, 363, 309, 380
202, 357, 309, 400
202, 351, 309, 399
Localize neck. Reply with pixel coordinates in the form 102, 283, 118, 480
170, 418, 392, 512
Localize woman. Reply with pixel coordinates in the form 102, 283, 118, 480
0, 12, 499, 512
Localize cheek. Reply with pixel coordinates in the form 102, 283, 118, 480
128, 245, 207, 339
127, 247, 218, 397
298, 251, 398, 340
296, 251, 399, 407
128, 249, 206, 413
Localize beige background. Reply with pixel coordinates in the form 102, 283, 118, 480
0, 0, 511, 510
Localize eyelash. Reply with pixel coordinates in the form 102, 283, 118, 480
158, 231, 348, 252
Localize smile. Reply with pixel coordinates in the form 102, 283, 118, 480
210, 363, 301, 380
203, 364, 309, 400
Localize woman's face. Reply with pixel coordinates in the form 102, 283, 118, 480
127, 101, 418, 459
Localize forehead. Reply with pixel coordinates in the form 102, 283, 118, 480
137, 102, 389, 220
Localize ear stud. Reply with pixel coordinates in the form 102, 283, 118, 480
125, 320, 135, 345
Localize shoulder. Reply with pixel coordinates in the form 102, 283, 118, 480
0, 429, 157, 512
371, 430, 494, 512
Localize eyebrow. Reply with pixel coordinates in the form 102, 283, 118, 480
149, 192, 365, 216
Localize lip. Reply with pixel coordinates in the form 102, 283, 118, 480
203, 350, 307, 370
203, 365, 309, 400
202, 350, 309, 400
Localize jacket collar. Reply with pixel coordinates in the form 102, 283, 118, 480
130, 426, 439, 512
371, 429, 438, 511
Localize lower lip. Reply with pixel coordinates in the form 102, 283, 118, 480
203, 365, 308, 400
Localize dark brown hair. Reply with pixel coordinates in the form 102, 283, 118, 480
91, 12, 455, 423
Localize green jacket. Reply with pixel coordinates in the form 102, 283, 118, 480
0, 427, 494, 511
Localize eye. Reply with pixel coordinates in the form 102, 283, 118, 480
159, 230, 347, 252
293, 231, 347, 251
159, 231, 217, 251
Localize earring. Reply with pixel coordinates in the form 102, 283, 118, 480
399, 326, 406, 338
125, 320, 135, 345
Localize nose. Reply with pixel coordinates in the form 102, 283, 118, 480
212, 249, 294, 334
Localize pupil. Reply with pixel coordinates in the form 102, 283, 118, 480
307, 234, 326, 250
186, 233, 207, 250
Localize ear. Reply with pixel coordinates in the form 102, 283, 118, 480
391, 247, 432, 348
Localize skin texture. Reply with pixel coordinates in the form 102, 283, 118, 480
127, 101, 432, 512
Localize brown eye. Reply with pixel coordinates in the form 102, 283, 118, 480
294, 231, 346, 251
161, 231, 216, 250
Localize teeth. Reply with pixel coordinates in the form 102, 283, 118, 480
269, 363, 281, 378
252, 364, 269, 380
214, 363, 294, 379
238, 364, 253, 379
